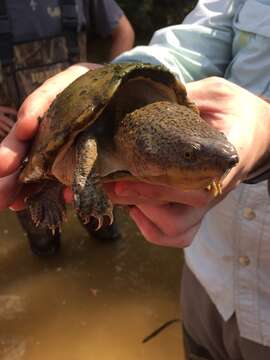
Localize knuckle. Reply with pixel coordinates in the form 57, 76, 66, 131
17, 94, 36, 121
207, 76, 225, 87
206, 76, 232, 95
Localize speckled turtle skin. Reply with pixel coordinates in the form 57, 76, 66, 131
20, 63, 238, 231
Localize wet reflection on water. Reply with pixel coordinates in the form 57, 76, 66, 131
0, 207, 184, 360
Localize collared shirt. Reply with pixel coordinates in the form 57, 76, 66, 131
115, 0, 270, 346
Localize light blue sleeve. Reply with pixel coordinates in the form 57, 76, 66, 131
113, 0, 235, 83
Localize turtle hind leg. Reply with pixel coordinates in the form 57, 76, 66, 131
26, 180, 66, 231
73, 131, 114, 229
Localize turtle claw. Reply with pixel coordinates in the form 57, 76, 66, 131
33, 216, 40, 228
82, 214, 91, 225
27, 201, 41, 228
49, 225, 61, 236
93, 216, 103, 231
51, 227, 56, 236
78, 212, 104, 231
106, 208, 114, 226
74, 185, 114, 229
108, 216, 113, 226
82, 216, 89, 225
92, 208, 114, 230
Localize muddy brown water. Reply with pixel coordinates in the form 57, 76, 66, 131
0, 207, 185, 360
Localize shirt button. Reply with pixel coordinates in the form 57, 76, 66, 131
243, 207, 256, 220
238, 256, 250, 266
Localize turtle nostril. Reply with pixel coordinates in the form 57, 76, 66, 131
229, 154, 239, 167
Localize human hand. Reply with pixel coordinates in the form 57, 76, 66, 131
107, 77, 270, 247
187, 77, 270, 192
0, 63, 101, 211
0, 106, 17, 141
106, 181, 210, 247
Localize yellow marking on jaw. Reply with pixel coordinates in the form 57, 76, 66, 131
206, 181, 223, 197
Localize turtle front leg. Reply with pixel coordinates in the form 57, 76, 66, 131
73, 131, 113, 229
25, 180, 66, 231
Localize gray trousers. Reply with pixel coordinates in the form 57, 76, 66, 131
180, 264, 270, 360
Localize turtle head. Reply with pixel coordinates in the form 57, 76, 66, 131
114, 101, 239, 190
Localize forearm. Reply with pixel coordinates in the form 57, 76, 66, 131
109, 15, 135, 60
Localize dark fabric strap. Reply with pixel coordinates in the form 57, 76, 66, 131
0, 0, 79, 64
243, 167, 270, 184
0, 0, 13, 65
88, 0, 96, 38
60, 0, 79, 63
242, 157, 270, 184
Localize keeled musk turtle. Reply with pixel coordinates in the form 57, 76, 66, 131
20, 63, 238, 231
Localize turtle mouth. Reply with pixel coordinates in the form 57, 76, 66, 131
101, 165, 232, 194
135, 166, 225, 190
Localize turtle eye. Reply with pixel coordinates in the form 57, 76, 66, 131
184, 150, 193, 160
183, 144, 199, 162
